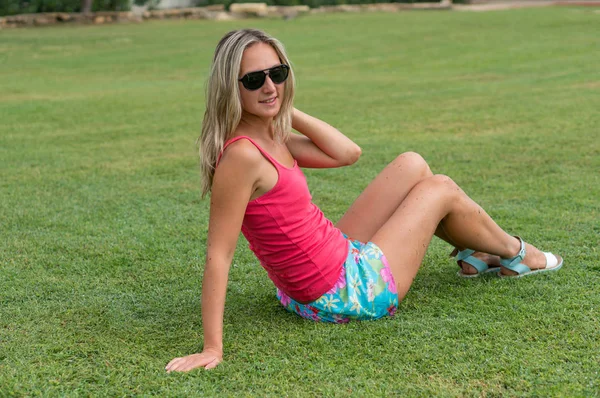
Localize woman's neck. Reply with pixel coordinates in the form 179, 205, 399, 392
238, 112, 274, 139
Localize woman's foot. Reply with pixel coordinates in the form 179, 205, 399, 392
452, 248, 501, 276
500, 238, 563, 277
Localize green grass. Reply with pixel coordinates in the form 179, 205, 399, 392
1, 7, 599, 396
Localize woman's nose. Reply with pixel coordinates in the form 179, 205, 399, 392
262, 74, 276, 91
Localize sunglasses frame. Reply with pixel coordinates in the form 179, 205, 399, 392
238, 64, 290, 91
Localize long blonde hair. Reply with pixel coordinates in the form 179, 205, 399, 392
199, 29, 296, 197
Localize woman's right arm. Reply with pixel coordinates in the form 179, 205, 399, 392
165, 140, 263, 372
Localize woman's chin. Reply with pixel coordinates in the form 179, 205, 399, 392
251, 107, 281, 120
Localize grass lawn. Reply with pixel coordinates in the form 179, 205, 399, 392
1, 7, 599, 396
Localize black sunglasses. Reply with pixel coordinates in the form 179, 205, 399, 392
238, 64, 290, 91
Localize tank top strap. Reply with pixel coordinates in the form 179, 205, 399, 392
217, 135, 284, 169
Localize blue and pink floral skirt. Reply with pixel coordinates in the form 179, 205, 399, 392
276, 235, 399, 323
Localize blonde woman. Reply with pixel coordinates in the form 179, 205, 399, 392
165, 29, 562, 372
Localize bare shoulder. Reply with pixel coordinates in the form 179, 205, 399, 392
218, 138, 263, 170
213, 138, 263, 191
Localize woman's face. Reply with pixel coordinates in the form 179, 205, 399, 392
238, 42, 285, 121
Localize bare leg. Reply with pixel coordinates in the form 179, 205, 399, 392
369, 175, 554, 300
337, 152, 432, 241
335, 152, 498, 274
336, 152, 461, 246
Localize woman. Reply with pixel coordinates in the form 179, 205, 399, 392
165, 29, 562, 372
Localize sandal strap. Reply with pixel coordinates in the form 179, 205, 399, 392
499, 237, 530, 274
456, 249, 489, 273
456, 249, 475, 261
543, 252, 559, 269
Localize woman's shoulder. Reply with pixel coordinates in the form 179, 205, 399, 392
217, 137, 264, 175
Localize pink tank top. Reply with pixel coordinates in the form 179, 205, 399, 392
217, 136, 348, 303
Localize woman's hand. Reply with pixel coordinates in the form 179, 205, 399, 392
165, 349, 223, 372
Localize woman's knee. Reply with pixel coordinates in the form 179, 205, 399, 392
392, 151, 432, 179
418, 174, 461, 199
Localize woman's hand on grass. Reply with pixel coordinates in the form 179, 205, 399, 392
165, 349, 222, 372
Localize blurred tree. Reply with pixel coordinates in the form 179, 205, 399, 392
82, 0, 93, 12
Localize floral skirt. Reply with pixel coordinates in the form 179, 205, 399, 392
276, 235, 399, 323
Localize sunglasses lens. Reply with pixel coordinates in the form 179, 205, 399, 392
242, 72, 266, 90
269, 65, 289, 84
240, 65, 289, 90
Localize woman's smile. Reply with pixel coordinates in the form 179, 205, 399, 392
259, 96, 277, 105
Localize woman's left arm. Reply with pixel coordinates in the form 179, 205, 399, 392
287, 108, 362, 168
